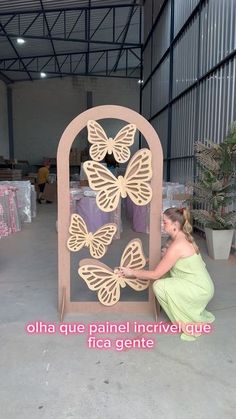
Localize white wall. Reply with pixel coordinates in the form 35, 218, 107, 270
0, 81, 9, 159
12, 76, 140, 164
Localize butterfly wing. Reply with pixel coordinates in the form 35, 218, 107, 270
124, 148, 153, 206
87, 120, 109, 161
78, 259, 121, 306
113, 124, 136, 163
83, 161, 120, 212
120, 239, 149, 291
121, 276, 149, 292
90, 223, 117, 259
83, 148, 152, 211
67, 214, 87, 252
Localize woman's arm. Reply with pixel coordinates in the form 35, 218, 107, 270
119, 244, 181, 281
161, 238, 172, 257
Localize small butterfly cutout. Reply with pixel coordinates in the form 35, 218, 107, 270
83, 148, 152, 212
67, 214, 117, 259
87, 120, 136, 163
78, 239, 149, 306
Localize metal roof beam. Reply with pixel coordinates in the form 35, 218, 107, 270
58, 54, 69, 71
0, 21, 32, 80
90, 8, 111, 39
0, 32, 140, 47
113, 1, 138, 72
39, 0, 61, 77
6, 58, 18, 70
0, 4, 140, 16
22, 12, 41, 35
89, 51, 106, 73
128, 63, 140, 76
85, 1, 91, 74
0, 67, 139, 79
129, 48, 141, 61
0, 6, 141, 47
0, 54, 140, 79
0, 70, 13, 84
24, 57, 36, 68
0, 46, 141, 64
1, 14, 16, 29
50, 11, 63, 33
67, 10, 83, 39
73, 54, 85, 73
40, 56, 54, 71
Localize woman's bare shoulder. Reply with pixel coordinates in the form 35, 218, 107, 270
167, 240, 182, 256
169, 237, 196, 257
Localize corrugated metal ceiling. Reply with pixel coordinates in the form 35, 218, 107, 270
0, 0, 142, 83
0, 0, 138, 13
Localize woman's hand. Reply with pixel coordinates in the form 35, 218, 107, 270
118, 267, 134, 278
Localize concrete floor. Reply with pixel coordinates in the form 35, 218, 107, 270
0, 204, 236, 419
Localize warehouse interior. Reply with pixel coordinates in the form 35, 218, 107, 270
0, 1, 236, 418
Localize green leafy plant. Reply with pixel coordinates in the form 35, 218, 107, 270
190, 122, 236, 230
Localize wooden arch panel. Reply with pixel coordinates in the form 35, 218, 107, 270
57, 105, 163, 317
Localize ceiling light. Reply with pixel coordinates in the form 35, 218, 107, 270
40, 72, 47, 78
16, 38, 26, 45
138, 79, 144, 84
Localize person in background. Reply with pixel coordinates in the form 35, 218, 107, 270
37, 160, 51, 204
119, 207, 215, 341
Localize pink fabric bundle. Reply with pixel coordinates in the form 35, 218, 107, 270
0, 185, 21, 238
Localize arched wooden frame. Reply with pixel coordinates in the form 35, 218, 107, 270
57, 105, 163, 319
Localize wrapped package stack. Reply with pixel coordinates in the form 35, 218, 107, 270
31, 185, 37, 218
0, 185, 21, 238
69, 185, 122, 239
127, 182, 192, 234
0, 181, 36, 223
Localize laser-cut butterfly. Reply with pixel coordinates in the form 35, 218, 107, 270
78, 239, 149, 306
83, 148, 152, 212
67, 214, 117, 259
87, 120, 136, 163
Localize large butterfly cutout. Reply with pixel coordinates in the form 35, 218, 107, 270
78, 239, 149, 306
87, 120, 136, 163
67, 214, 117, 259
83, 148, 152, 212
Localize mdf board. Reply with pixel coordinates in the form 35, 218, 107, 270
57, 105, 163, 319
42, 183, 57, 202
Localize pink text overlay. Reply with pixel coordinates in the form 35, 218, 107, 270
25, 321, 213, 351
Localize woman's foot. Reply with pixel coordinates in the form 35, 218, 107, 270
180, 333, 197, 341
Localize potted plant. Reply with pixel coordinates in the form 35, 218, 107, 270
190, 122, 236, 259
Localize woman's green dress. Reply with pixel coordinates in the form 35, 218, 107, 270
153, 253, 215, 341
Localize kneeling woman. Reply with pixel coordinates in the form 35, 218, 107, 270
119, 207, 215, 341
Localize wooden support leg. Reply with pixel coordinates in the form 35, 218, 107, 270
60, 286, 66, 322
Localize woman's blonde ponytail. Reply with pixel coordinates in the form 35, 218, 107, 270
164, 207, 200, 254
182, 208, 199, 254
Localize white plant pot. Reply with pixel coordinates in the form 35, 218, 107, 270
205, 227, 234, 260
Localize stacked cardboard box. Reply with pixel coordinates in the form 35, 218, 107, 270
42, 183, 57, 203
79, 180, 89, 186
23, 173, 37, 184
0, 169, 22, 181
